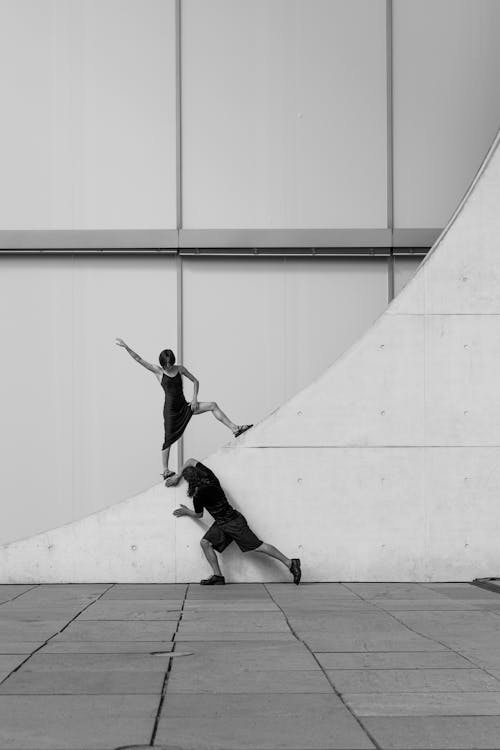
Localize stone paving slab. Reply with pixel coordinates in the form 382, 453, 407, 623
183, 600, 279, 611
304, 632, 446, 652
78, 600, 182, 620
0, 586, 35, 603
157, 693, 374, 749
327, 668, 500, 693
165, 641, 319, 670
175, 631, 296, 642
0, 621, 65, 642
462, 648, 500, 670
15, 652, 175, 671
186, 584, 271, 600
267, 583, 359, 597
100, 583, 187, 599
0, 643, 41, 655
344, 583, 445, 600
372, 598, 500, 611
316, 651, 473, 670
0, 694, 157, 749
0, 667, 166, 695
425, 584, 500, 600
344, 691, 500, 716
178, 612, 288, 633
364, 715, 500, 749
53, 620, 177, 642
0, 655, 27, 680
169, 667, 332, 694
42, 640, 175, 654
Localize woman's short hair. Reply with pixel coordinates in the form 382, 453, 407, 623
159, 349, 175, 368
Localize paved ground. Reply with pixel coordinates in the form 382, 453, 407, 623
1, 582, 500, 749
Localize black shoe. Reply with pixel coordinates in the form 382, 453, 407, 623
200, 575, 225, 586
290, 558, 301, 585
234, 424, 253, 438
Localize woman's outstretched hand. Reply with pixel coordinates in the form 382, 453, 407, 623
190, 399, 199, 412
115, 338, 127, 347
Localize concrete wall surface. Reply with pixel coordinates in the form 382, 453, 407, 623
1, 128, 500, 583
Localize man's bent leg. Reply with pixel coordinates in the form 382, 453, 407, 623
254, 543, 301, 585
254, 542, 291, 569
200, 538, 223, 577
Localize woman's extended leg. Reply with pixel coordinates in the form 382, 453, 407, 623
194, 402, 251, 437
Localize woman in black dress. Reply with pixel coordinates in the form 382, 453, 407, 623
115, 339, 251, 480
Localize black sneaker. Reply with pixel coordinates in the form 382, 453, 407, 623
200, 574, 225, 586
290, 558, 301, 585
234, 424, 253, 438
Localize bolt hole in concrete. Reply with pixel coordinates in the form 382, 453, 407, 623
380, 410, 386, 416
297, 410, 303, 416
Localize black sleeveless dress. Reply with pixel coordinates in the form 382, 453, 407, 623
161, 372, 193, 450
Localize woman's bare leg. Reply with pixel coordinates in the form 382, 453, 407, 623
194, 401, 239, 433
162, 446, 171, 476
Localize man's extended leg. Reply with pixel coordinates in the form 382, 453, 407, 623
254, 542, 301, 585
200, 538, 225, 584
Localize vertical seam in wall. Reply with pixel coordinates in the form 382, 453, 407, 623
177, 255, 184, 471
175, 0, 183, 244
71, 255, 76, 522
386, 0, 394, 242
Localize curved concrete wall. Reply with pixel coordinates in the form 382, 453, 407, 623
1, 128, 500, 583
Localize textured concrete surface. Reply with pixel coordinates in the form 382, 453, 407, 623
1, 583, 500, 749
2, 132, 500, 584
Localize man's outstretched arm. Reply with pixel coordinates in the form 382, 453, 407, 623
173, 503, 202, 519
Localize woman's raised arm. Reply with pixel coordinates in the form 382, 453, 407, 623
115, 338, 160, 374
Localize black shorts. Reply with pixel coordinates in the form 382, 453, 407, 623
203, 512, 262, 553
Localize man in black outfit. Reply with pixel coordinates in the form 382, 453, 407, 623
167, 459, 301, 585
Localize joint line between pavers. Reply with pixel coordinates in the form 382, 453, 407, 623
263, 583, 383, 750
149, 583, 189, 746
0, 582, 116, 687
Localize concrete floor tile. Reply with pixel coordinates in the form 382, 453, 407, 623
41, 640, 175, 654
344, 584, 444, 600
0, 667, 166, 694
178, 612, 288, 633
175, 631, 295, 642
316, 651, 473, 670
101, 583, 187, 599
0, 643, 41, 655
374, 598, 500, 611
18, 652, 176, 671
267, 583, 357, 597
186, 584, 270, 600
158, 693, 374, 749
0, 694, 157, 749
327, 668, 500, 693
364, 715, 500, 749
424, 585, 500, 600
53, 620, 177, 642
169, 667, 332, 694
0, 621, 65, 642
79, 600, 182, 620
183, 600, 279, 611
363, 716, 500, 750
462, 649, 500, 670
0, 655, 27, 680
0, 586, 35, 603
304, 632, 446, 652
166, 641, 318, 670
344, 691, 500, 716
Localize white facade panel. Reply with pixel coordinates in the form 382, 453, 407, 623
0, 256, 177, 544
393, 0, 500, 229
181, 0, 388, 229
182, 258, 388, 460
0, 0, 177, 230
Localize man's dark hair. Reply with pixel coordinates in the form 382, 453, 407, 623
159, 349, 175, 368
182, 465, 214, 497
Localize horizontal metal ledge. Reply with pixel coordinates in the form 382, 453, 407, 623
0, 227, 438, 252
179, 247, 392, 257
0, 229, 178, 250
179, 228, 392, 248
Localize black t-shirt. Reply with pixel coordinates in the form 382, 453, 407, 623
192, 462, 236, 523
